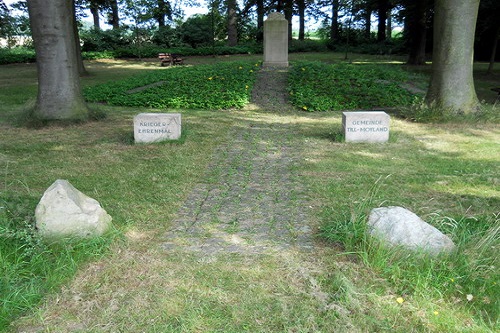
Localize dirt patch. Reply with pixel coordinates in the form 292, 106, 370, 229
126, 81, 166, 94
247, 67, 295, 112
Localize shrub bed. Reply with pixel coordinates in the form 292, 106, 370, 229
288, 61, 424, 111
84, 61, 260, 109
0, 48, 36, 65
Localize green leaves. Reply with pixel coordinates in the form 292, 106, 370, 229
84, 62, 259, 110
288, 61, 424, 111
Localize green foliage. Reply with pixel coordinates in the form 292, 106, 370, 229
288, 61, 423, 111
80, 27, 133, 52
0, 47, 35, 65
289, 39, 329, 53
82, 50, 115, 60
0, 44, 263, 64
84, 61, 260, 109
340, 39, 407, 56
151, 25, 183, 48
179, 14, 215, 48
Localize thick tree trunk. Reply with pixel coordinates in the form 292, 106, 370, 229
109, 0, 119, 29
227, 0, 237, 46
407, 0, 428, 65
425, 0, 480, 115
73, 0, 87, 76
27, 0, 88, 120
330, 0, 339, 42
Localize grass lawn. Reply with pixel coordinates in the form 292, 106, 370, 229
1, 53, 499, 332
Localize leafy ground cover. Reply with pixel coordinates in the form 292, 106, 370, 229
1, 54, 499, 332
84, 61, 260, 109
288, 61, 425, 111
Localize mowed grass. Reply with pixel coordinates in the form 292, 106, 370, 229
0, 59, 236, 330
1, 54, 499, 332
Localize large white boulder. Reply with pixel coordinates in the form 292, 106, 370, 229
35, 179, 112, 239
367, 206, 455, 256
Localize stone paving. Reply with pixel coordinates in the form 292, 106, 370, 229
162, 69, 316, 257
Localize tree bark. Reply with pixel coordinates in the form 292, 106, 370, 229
109, 0, 119, 29
284, 0, 293, 42
298, 0, 305, 40
330, 0, 340, 42
227, 0, 237, 46
407, 0, 428, 65
90, 2, 100, 29
157, 0, 166, 27
364, 8, 371, 40
73, 0, 87, 76
425, 0, 480, 115
27, 0, 88, 120
386, 9, 392, 39
377, 0, 389, 42
256, 0, 264, 41
486, 25, 499, 74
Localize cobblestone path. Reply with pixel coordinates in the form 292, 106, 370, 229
163, 69, 316, 257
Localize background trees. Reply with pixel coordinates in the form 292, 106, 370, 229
0, 0, 497, 119
1, 0, 496, 64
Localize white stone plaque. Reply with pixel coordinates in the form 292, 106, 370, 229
342, 111, 390, 143
134, 113, 181, 143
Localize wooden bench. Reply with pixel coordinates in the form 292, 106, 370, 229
158, 53, 184, 66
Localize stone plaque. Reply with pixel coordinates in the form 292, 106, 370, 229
134, 113, 181, 143
342, 111, 390, 143
263, 12, 288, 67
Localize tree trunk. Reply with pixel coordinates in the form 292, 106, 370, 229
487, 25, 499, 74
227, 0, 237, 46
407, 0, 428, 65
90, 2, 100, 29
386, 9, 392, 39
157, 0, 165, 27
284, 0, 293, 42
330, 0, 339, 42
377, 0, 389, 42
109, 0, 119, 29
425, 0, 480, 115
364, 8, 371, 40
276, 0, 283, 12
298, 0, 305, 40
73, 0, 87, 76
27, 0, 88, 120
256, 0, 264, 41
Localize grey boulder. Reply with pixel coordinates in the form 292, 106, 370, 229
35, 179, 112, 239
367, 206, 455, 256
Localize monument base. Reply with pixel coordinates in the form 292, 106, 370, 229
263, 61, 289, 67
